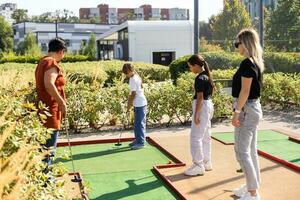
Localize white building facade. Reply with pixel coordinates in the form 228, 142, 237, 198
97, 21, 193, 65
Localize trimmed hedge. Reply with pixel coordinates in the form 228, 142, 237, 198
0, 60, 170, 85
264, 52, 300, 73
0, 54, 93, 64
63, 72, 233, 131
169, 52, 300, 82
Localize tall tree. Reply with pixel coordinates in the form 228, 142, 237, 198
78, 34, 99, 57
17, 32, 41, 56
11, 9, 29, 23
210, 0, 252, 51
199, 21, 212, 40
84, 33, 97, 59
54, 9, 79, 23
30, 10, 79, 23
0, 17, 13, 54
267, 0, 300, 52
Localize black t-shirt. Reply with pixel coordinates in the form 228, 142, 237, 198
193, 71, 213, 100
232, 58, 263, 99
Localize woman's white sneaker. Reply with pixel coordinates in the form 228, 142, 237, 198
233, 184, 247, 197
238, 192, 260, 200
184, 164, 205, 176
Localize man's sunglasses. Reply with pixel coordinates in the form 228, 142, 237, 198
234, 42, 242, 49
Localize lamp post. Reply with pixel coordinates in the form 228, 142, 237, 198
194, 0, 199, 54
55, 19, 58, 38
259, 0, 264, 48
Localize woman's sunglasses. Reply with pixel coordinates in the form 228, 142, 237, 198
234, 42, 242, 49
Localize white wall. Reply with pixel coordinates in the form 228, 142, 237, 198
128, 21, 193, 63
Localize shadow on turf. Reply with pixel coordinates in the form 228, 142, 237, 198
93, 170, 178, 200
289, 158, 300, 163
56, 146, 132, 162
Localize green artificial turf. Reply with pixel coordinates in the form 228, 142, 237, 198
258, 140, 300, 165
212, 130, 300, 165
56, 142, 178, 200
212, 130, 289, 144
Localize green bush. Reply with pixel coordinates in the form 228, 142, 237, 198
169, 52, 243, 82
261, 73, 300, 107
0, 87, 67, 199
0, 54, 92, 64
169, 52, 300, 82
62, 72, 234, 130
0, 61, 170, 85
264, 52, 300, 73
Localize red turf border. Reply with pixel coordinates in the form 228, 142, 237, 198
211, 131, 300, 173
57, 136, 188, 200
57, 137, 134, 147
153, 166, 187, 200
257, 150, 300, 172
211, 136, 234, 145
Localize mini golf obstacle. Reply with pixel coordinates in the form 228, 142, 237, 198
211, 129, 300, 172
57, 172, 88, 200
56, 136, 187, 200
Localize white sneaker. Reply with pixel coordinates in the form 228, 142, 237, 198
238, 192, 260, 200
204, 161, 212, 171
233, 184, 247, 197
184, 164, 205, 176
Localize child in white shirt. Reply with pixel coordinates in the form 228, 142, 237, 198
122, 63, 147, 150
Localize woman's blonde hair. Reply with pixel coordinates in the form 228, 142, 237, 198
237, 28, 264, 72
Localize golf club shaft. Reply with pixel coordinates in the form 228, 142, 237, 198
64, 117, 76, 175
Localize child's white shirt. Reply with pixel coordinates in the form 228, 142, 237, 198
129, 74, 147, 107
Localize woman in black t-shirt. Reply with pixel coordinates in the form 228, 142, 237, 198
183, 54, 215, 176
231, 29, 264, 200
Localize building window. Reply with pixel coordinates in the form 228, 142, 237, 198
118, 28, 128, 41
13, 29, 16, 35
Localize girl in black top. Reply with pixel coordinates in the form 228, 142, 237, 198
231, 29, 264, 200
184, 54, 215, 176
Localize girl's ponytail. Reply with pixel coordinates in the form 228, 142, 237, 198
203, 61, 215, 90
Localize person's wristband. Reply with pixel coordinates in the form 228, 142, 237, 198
234, 109, 241, 114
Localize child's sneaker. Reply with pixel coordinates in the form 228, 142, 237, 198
128, 140, 136, 147
131, 144, 145, 150
184, 164, 205, 176
238, 192, 260, 200
233, 184, 247, 197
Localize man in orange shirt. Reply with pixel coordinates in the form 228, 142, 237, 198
35, 38, 67, 168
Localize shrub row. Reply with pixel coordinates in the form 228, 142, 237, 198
0, 61, 170, 86
59, 73, 233, 131
208, 69, 300, 107
0, 53, 93, 64
169, 52, 300, 82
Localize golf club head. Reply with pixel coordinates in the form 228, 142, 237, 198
115, 143, 122, 146
71, 174, 82, 183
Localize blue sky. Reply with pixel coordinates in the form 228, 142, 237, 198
0, 0, 224, 21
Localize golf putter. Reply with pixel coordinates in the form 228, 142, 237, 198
115, 102, 130, 146
115, 112, 129, 146
64, 117, 82, 182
